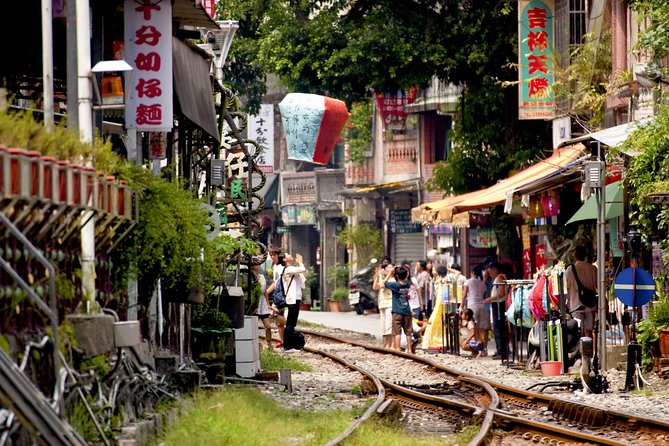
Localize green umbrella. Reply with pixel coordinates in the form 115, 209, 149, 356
566, 181, 624, 225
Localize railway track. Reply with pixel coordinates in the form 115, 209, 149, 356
297, 329, 669, 445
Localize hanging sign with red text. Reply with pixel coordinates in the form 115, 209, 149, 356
518, 0, 555, 120
125, 0, 173, 131
374, 88, 417, 130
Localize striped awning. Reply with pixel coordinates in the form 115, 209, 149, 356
412, 143, 587, 223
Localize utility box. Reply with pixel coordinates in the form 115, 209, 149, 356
235, 316, 260, 378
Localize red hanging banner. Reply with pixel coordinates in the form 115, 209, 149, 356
374, 88, 417, 130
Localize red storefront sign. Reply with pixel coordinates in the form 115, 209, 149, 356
125, 0, 173, 131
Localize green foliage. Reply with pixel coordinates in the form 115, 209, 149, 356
157, 387, 357, 446
345, 101, 373, 166
219, 1, 524, 104
80, 354, 109, 377
612, 105, 669, 261
336, 224, 382, 269
260, 348, 312, 372
428, 79, 550, 195
630, 0, 669, 58
305, 265, 319, 289
330, 287, 349, 301
552, 30, 612, 131
113, 167, 213, 300
637, 294, 669, 369
326, 264, 349, 289
0, 336, 9, 354
192, 300, 232, 335
0, 108, 121, 174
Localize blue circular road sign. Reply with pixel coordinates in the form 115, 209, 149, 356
614, 267, 655, 307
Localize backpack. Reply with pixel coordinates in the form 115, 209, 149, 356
571, 264, 598, 308
271, 271, 294, 309
285, 330, 305, 350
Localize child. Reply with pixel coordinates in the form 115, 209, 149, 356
460, 308, 484, 358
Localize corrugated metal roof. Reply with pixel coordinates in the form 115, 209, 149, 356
173, 0, 218, 29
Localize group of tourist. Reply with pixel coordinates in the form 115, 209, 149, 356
370, 255, 515, 362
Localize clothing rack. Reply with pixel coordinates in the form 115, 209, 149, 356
502, 280, 534, 368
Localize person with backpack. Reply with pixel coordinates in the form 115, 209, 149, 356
384, 266, 412, 351
566, 245, 598, 338
275, 253, 308, 351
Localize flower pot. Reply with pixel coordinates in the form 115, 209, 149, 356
540, 361, 562, 377
300, 303, 311, 311
328, 299, 342, 312
659, 330, 669, 358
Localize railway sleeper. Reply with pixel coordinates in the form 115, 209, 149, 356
376, 399, 402, 423
547, 400, 608, 427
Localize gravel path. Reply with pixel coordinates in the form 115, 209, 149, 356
263, 324, 669, 426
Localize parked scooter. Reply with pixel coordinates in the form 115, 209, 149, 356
348, 258, 378, 315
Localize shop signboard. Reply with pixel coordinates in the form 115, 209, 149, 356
281, 205, 316, 226
247, 104, 274, 173
125, 0, 173, 131
518, 0, 555, 120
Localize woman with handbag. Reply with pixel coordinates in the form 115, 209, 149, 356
566, 245, 598, 338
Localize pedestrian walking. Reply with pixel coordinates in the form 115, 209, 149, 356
384, 265, 412, 351
373, 256, 394, 348
416, 260, 430, 320
483, 261, 508, 362
566, 245, 598, 339
463, 265, 489, 356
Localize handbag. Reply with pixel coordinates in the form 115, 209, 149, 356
271, 270, 295, 309
571, 263, 598, 308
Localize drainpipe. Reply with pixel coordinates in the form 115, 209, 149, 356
76, 0, 97, 312
41, 0, 54, 130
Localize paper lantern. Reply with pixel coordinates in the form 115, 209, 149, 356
279, 93, 349, 165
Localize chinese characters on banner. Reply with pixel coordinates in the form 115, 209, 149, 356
374, 88, 417, 130
518, 0, 555, 120
149, 132, 166, 159
246, 104, 274, 173
124, 0, 173, 131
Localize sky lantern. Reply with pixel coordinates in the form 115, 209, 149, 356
279, 93, 349, 165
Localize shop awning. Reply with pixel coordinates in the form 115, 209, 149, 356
347, 179, 420, 195
412, 143, 587, 223
173, 37, 220, 142
173, 0, 218, 29
566, 181, 624, 224
558, 118, 653, 154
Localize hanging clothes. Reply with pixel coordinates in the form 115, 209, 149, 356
507, 285, 533, 328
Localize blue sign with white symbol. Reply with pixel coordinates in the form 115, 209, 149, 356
614, 267, 655, 307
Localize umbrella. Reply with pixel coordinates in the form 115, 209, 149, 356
566, 180, 624, 224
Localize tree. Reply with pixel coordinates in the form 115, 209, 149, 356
220, 0, 553, 260
630, 0, 669, 60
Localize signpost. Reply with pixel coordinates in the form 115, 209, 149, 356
614, 267, 655, 307
614, 266, 655, 391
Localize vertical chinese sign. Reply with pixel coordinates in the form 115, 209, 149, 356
247, 104, 274, 174
125, 0, 173, 132
374, 88, 417, 130
518, 0, 555, 120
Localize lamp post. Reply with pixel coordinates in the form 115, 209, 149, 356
586, 141, 607, 370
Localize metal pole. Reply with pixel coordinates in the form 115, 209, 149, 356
66, 0, 78, 131
76, 0, 97, 311
41, 0, 54, 130
596, 142, 607, 370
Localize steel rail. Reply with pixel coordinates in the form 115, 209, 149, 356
300, 344, 385, 446
301, 329, 663, 444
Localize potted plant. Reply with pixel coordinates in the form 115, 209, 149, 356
328, 287, 348, 312
637, 291, 669, 370
301, 266, 318, 310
